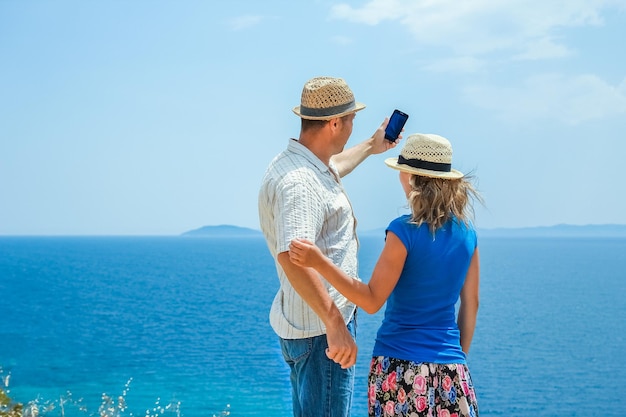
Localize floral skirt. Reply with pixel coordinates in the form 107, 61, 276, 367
368, 356, 479, 417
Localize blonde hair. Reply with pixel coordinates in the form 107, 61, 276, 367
407, 173, 483, 235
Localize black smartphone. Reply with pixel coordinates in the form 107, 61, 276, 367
384, 109, 409, 141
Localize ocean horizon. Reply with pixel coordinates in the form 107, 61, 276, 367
4, 222, 626, 241
1, 234, 625, 416
183, 223, 626, 237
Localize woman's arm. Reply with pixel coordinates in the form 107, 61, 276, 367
458, 248, 480, 354
276, 251, 358, 369
289, 232, 407, 313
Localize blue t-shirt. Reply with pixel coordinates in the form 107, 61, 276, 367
372, 214, 477, 364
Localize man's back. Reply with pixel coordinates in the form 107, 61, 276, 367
258, 138, 358, 340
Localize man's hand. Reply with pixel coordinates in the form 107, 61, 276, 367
325, 318, 358, 369
369, 117, 402, 155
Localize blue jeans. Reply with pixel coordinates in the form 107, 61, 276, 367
280, 316, 357, 417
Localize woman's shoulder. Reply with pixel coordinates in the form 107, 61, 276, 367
387, 215, 432, 240
387, 214, 413, 230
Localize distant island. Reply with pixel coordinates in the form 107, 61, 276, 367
183, 223, 626, 238
181, 225, 262, 237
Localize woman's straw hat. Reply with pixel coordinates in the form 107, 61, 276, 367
292, 77, 366, 120
385, 133, 464, 179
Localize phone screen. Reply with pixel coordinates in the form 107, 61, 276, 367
385, 110, 409, 141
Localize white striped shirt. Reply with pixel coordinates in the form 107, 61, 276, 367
258, 139, 359, 339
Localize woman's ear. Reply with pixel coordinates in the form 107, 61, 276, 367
400, 171, 412, 198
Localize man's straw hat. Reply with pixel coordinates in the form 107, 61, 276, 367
292, 77, 366, 120
385, 133, 464, 179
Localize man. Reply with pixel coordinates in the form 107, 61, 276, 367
258, 76, 399, 417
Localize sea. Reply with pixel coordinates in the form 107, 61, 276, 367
1, 235, 625, 417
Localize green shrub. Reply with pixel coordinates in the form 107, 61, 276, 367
0, 386, 23, 417
1, 369, 229, 417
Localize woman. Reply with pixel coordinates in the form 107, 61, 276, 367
289, 133, 482, 417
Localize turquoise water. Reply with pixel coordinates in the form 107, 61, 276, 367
1, 236, 625, 416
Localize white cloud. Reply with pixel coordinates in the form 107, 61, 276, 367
331, 0, 406, 25
228, 15, 266, 31
330, 0, 624, 61
463, 73, 626, 125
512, 36, 573, 60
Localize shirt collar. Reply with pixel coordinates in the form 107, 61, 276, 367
287, 138, 339, 177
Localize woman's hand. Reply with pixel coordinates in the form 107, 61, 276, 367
289, 238, 323, 268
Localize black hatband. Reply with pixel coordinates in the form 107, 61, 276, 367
299, 100, 356, 118
398, 155, 451, 172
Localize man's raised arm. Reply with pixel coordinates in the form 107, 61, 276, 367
331, 118, 400, 177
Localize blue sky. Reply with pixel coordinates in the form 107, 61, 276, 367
1, 0, 625, 235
